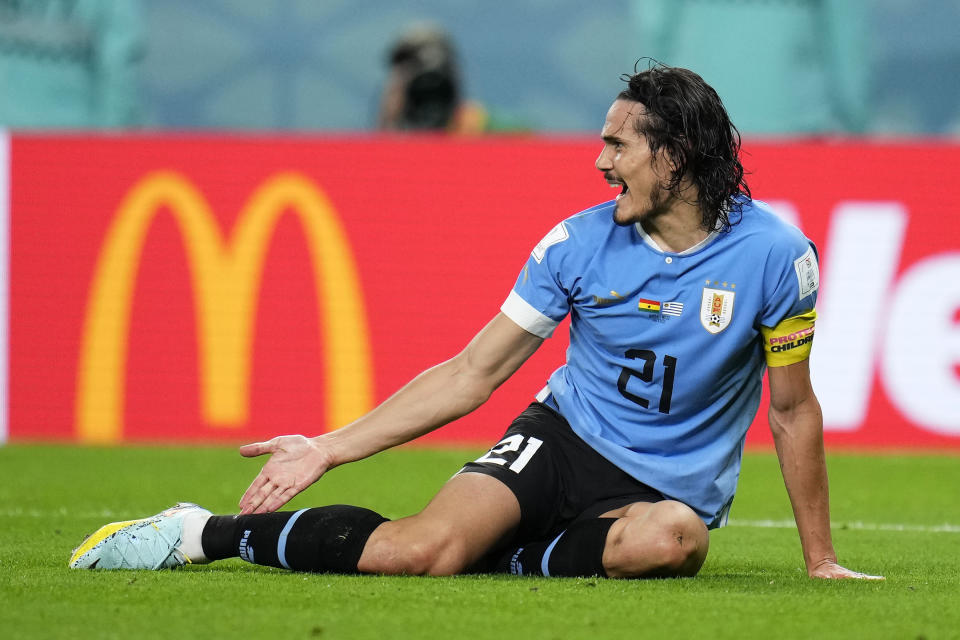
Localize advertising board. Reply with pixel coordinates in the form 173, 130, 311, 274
5, 136, 959, 448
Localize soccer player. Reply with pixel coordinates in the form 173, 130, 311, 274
70, 64, 881, 581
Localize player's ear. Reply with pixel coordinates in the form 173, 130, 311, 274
651, 147, 678, 182
655, 141, 694, 192
659, 137, 687, 173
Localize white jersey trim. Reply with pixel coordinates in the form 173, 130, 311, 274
634, 223, 720, 255
501, 290, 559, 339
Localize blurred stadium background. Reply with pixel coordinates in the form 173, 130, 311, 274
114, 0, 960, 135
2, 0, 959, 134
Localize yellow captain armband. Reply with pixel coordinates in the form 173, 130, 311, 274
761, 310, 817, 367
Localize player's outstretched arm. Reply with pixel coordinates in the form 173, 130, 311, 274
238, 312, 544, 514
767, 359, 884, 580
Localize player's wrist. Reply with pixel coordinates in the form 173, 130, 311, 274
308, 434, 341, 470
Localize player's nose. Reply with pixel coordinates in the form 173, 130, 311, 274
595, 147, 612, 171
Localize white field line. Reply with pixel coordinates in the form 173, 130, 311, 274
730, 518, 960, 534
2, 507, 958, 534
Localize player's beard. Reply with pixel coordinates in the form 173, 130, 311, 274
613, 183, 671, 227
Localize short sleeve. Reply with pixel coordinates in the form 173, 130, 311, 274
500, 221, 574, 338
761, 235, 819, 327
760, 233, 821, 366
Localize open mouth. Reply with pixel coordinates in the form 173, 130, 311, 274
608, 179, 628, 200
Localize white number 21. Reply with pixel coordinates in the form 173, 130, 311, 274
474, 435, 543, 473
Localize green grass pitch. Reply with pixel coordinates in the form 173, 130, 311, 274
1, 443, 958, 639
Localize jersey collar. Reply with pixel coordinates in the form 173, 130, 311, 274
633, 222, 721, 255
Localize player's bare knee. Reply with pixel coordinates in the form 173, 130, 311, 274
654, 502, 708, 574
658, 501, 707, 534
651, 501, 708, 573
606, 501, 709, 578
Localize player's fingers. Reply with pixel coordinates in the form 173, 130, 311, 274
240, 498, 260, 516
239, 474, 271, 513
239, 440, 274, 458
254, 495, 279, 514
263, 486, 301, 513
240, 472, 268, 502
249, 479, 284, 514
239, 493, 262, 515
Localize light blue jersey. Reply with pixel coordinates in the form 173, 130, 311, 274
501, 198, 819, 528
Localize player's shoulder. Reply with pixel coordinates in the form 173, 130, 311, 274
564, 199, 616, 227
528, 200, 620, 266
556, 200, 622, 242
538, 200, 616, 244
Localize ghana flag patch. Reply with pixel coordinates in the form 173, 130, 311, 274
638, 298, 661, 313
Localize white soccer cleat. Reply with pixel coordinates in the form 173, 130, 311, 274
69, 502, 212, 570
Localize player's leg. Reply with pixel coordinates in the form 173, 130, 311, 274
198, 503, 388, 572
354, 401, 567, 575
356, 471, 520, 575
598, 500, 709, 578
196, 436, 528, 576
70, 472, 520, 574
475, 405, 710, 580
201, 470, 520, 575
488, 500, 708, 579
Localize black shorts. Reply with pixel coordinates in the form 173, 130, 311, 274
458, 402, 665, 543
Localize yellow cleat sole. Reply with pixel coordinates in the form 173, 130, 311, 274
69, 518, 148, 568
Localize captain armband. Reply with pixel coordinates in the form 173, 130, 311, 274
760, 310, 817, 367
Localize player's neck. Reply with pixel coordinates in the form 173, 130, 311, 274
641, 199, 709, 253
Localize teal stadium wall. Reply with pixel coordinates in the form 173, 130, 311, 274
136, 0, 960, 135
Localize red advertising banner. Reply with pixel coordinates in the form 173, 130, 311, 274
7, 136, 960, 449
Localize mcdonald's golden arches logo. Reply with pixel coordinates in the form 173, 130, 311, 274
76, 171, 373, 443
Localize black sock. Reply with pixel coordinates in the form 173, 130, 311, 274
493, 518, 615, 577
201, 505, 388, 573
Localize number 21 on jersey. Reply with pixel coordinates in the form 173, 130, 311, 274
617, 349, 677, 414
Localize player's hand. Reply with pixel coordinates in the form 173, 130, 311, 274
238, 435, 332, 514
808, 559, 885, 580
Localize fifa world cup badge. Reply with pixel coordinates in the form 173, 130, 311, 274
700, 286, 735, 334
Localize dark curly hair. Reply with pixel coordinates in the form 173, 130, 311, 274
618, 63, 750, 231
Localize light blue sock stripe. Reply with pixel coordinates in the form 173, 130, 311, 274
277, 508, 308, 569
540, 531, 566, 577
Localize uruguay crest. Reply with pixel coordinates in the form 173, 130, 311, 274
700, 287, 735, 334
